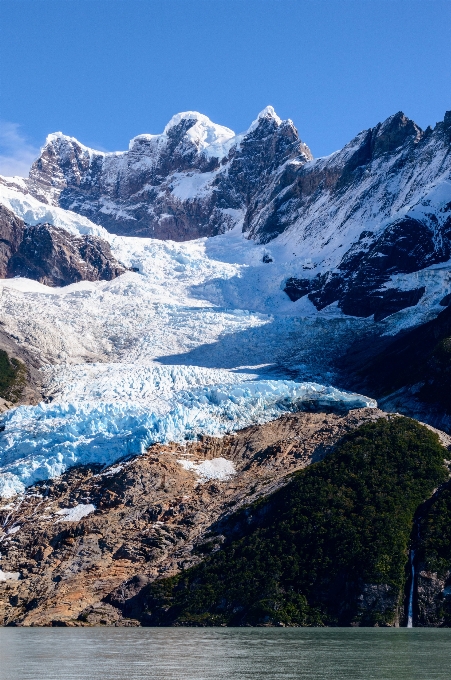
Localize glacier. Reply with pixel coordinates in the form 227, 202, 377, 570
2, 180, 433, 498
0, 379, 376, 498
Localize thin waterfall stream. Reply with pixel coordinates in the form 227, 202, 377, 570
407, 549, 415, 628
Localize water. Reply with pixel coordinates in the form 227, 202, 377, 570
1, 628, 451, 680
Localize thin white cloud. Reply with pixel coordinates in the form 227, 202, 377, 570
0, 122, 40, 178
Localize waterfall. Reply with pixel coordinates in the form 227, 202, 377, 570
407, 549, 415, 628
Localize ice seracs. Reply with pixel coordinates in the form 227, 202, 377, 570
0, 379, 376, 497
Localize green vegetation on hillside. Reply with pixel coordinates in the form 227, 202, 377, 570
0, 349, 26, 402
414, 483, 451, 626
418, 486, 451, 579
143, 418, 448, 627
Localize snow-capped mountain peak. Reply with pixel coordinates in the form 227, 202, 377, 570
247, 105, 283, 132
163, 110, 235, 151
15, 107, 310, 239
1, 107, 450, 325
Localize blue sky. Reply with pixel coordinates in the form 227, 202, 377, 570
1, 0, 450, 176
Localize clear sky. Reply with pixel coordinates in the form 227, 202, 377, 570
1, 0, 450, 176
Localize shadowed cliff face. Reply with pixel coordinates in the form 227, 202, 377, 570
0, 204, 125, 286
339, 302, 451, 433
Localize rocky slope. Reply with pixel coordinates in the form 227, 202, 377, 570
0, 330, 42, 409
143, 417, 450, 627
0, 408, 388, 626
0, 204, 126, 287
1, 409, 450, 628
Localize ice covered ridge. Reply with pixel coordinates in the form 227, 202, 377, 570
0, 379, 376, 497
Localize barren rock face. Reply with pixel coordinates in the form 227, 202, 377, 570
0, 408, 385, 627
7, 223, 126, 287
0, 204, 126, 287
0, 205, 26, 278
416, 569, 449, 626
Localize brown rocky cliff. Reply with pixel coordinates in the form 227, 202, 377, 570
0, 408, 386, 626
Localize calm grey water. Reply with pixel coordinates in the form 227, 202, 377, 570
1, 628, 451, 680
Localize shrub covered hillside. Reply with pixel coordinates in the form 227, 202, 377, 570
142, 417, 448, 627
0, 349, 26, 403
415, 481, 451, 626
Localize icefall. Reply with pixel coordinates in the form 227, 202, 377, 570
0, 379, 376, 497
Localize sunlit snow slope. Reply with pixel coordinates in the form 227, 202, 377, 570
0, 186, 380, 496
1, 107, 451, 496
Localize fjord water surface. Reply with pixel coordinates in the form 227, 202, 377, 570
1, 628, 451, 680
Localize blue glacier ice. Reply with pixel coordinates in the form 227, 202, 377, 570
0, 379, 376, 497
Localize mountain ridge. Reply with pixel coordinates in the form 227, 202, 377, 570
3, 107, 450, 323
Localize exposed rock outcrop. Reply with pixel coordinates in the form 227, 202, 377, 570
0, 204, 125, 286
0, 205, 25, 278
0, 330, 42, 406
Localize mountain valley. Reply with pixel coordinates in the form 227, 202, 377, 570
0, 106, 451, 626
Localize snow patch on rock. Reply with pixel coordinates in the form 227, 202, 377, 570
178, 457, 236, 482
0, 569, 20, 581
55, 504, 96, 522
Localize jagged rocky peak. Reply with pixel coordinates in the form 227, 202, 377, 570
335, 111, 423, 177
23, 106, 312, 240
27, 132, 96, 205
3, 107, 451, 324
372, 111, 422, 155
